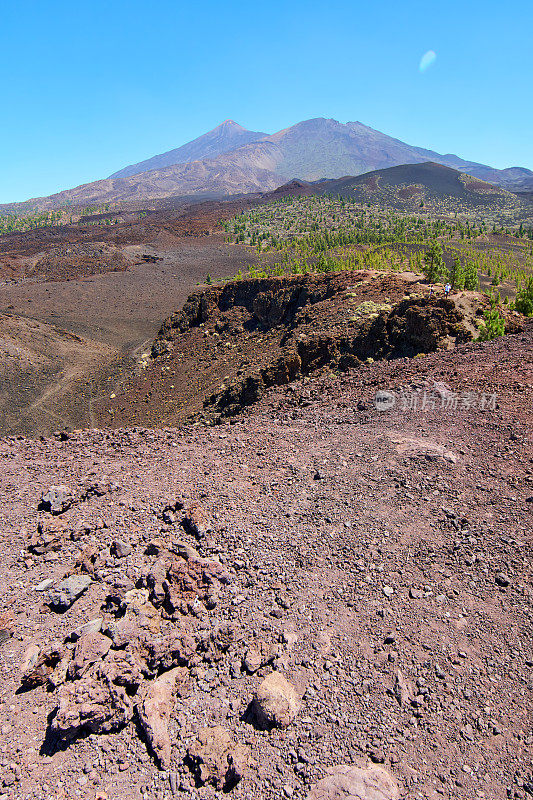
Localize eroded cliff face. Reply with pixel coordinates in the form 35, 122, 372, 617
142, 271, 478, 422
96, 269, 518, 428
202, 294, 470, 418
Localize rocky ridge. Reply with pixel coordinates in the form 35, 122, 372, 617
98, 269, 521, 429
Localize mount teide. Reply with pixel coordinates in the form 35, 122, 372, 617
2, 117, 532, 212
109, 120, 269, 179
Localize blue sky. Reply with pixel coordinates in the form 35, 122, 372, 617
1, 0, 531, 203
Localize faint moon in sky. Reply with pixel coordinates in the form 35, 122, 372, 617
419, 50, 437, 72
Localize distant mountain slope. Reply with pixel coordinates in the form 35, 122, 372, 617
265, 118, 533, 189
2, 117, 532, 213
0, 142, 286, 212
266, 118, 444, 181
109, 120, 268, 179
269, 162, 529, 216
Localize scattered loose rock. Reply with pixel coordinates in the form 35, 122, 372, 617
0, 610, 14, 645
307, 763, 400, 800
252, 672, 301, 729
48, 575, 93, 610
111, 539, 132, 558
188, 726, 249, 790
393, 669, 413, 707
243, 640, 277, 674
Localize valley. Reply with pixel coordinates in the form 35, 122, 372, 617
0, 236, 265, 435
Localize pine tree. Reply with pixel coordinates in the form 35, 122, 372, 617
464, 259, 479, 290
514, 276, 533, 316
449, 256, 465, 290
423, 243, 447, 282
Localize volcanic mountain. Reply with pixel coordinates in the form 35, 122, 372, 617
3, 118, 533, 212
272, 162, 529, 215
109, 120, 269, 179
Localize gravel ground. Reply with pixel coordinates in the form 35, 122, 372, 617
0, 325, 531, 800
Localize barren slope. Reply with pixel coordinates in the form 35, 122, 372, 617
110, 120, 269, 179
0, 313, 117, 435
0, 325, 531, 800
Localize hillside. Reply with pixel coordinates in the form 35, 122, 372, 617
298, 162, 529, 215
0, 323, 531, 800
3, 118, 533, 213
109, 120, 269, 180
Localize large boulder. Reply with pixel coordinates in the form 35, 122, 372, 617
52, 667, 134, 737
252, 672, 300, 729
136, 667, 188, 768
307, 764, 400, 800
48, 575, 92, 611
67, 632, 112, 679
28, 518, 67, 554
187, 726, 249, 790
20, 642, 65, 689
40, 485, 73, 515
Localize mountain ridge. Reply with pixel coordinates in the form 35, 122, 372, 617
109, 119, 269, 180
2, 117, 533, 213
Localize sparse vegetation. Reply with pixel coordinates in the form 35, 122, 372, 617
477, 301, 506, 340
0, 202, 146, 237
0, 209, 63, 235
223, 195, 533, 303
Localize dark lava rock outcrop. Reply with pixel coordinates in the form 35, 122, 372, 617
99, 269, 501, 427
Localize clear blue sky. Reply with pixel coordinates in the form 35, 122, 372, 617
1, 0, 531, 203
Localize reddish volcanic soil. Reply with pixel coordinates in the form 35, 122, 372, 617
95, 269, 510, 430
0, 324, 531, 800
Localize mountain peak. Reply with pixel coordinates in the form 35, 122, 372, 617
109, 120, 268, 180
216, 119, 246, 131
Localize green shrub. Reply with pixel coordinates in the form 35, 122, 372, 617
514, 276, 533, 316
477, 304, 505, 341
